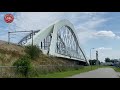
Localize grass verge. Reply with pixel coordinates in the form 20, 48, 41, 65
112, 67, 120, 72
34, 66, 100, 78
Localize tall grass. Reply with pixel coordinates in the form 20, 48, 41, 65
0, 48, 23, 57
28, 65, 84, 77
25, 45, 42, 60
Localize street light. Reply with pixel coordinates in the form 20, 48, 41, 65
90, 48, 95, 70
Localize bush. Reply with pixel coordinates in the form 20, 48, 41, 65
13, 55, 32, 77
25, 45, 42, 60
74, 65, 83, 70
74, 66, 79, 70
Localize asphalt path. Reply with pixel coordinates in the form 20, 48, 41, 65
68, 68, 119, 78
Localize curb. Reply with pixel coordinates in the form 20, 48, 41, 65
117, 73, 120, 78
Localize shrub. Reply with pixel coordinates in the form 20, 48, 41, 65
13, 55, 31, 77
74, 65, 84, 70
25, 45, 42, 60
74, 67, 79, 70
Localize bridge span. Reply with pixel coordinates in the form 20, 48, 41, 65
18, 19, 89, 65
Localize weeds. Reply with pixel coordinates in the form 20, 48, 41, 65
25, 45, 42, 60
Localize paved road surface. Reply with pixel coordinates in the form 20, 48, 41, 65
68, 68, 119, 78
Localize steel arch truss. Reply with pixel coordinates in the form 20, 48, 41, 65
56, 26, 83, 60
25, 19, 88, 63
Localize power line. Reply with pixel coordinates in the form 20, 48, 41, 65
8, 30, 34, 47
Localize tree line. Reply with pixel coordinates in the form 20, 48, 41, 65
105, 57, 119, 63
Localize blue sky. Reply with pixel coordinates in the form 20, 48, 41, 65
0, 12, 120, 62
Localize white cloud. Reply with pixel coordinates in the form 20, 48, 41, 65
2, 12, 117, 47
14, 12, 106, 30
116, 36, 120, 39
10, 12, 107, 44
76, 15, 108, 44
1, 12, 114, 45
77, 18, 107, 30
93, 30, 120, 39
95, 47, 112, 50
77, 30, 95, 44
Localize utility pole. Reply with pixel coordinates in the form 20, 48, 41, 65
32, 30, 33, 47
96, 50, 98, 66
7, 30, 35, 45
8, 32, 10, 44
90, 48, 94, 70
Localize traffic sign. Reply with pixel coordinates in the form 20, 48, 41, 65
4, 14, 14, 23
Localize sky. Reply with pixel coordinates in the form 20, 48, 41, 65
0, 12, 120, 62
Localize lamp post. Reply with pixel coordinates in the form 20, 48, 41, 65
96, 50, 98, 66
90, 48, 94, 70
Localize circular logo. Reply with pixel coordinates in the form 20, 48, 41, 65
4, 14, 14, 23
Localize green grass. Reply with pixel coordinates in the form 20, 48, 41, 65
98, 65, 113, 68
100, 65, 120, 73
34, 66, 101, 78
100, 65, 120, 72
112, 67, 120, 72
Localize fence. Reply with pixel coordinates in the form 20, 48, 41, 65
0, 65, 84, 78
0, 66, 18, 78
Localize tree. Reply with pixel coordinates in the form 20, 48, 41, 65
89, 59, 100, 65
110, 59, 115, 63
105, 58, 111, 62
13, 55, 32, 77
89, 60, 93, 65
113, 59, 118, 62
